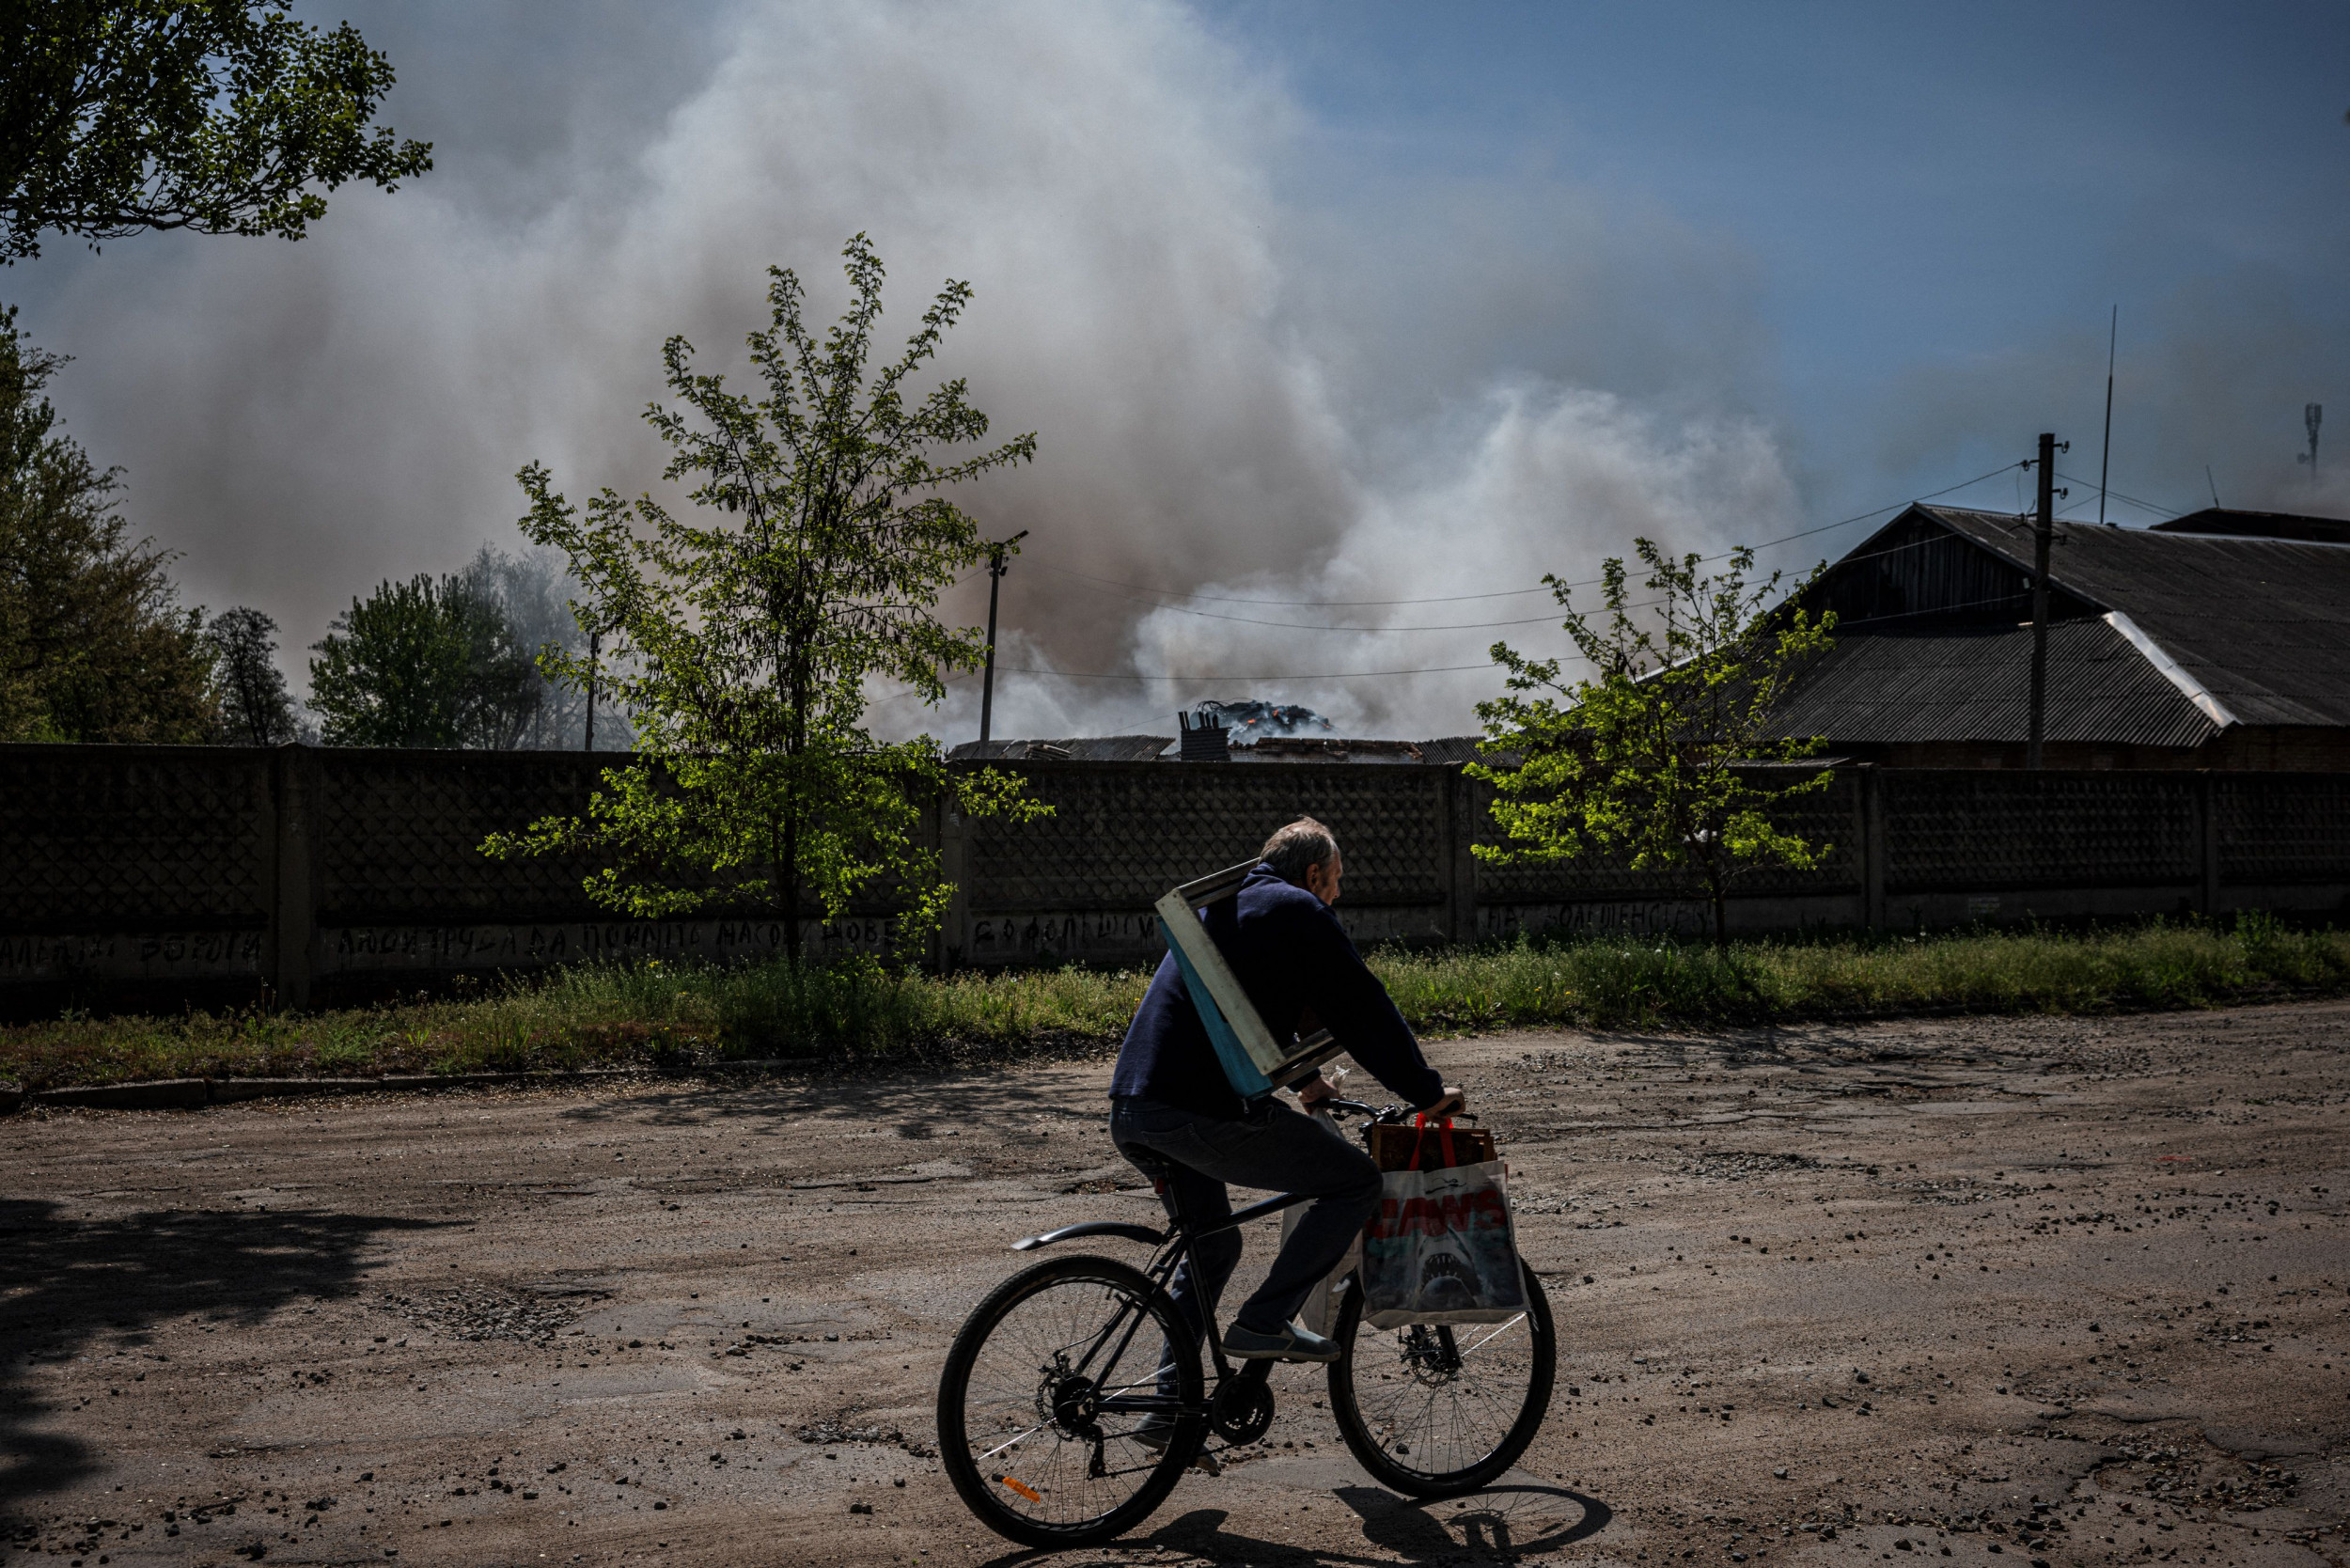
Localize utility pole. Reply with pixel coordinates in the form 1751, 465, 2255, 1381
978, 529, 1027, 746
582, 626, 601, 752
2026, 431, 2069, 770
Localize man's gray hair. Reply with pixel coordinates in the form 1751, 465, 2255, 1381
1259, 817, 1339, 885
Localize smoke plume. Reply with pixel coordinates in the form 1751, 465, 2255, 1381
22, 0, 1810, 742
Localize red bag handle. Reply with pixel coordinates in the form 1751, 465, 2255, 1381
1412, 1111, 1458, 1170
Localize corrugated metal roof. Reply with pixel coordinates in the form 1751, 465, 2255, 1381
2151, 507, 2350, 544
1898, 506, 2350, 729
1416, 736, 1490, 766
1768, 618, 2217, 748
948, 735, 1172, 762
1233, 737, 1424, 762
947, 734, 1498, 765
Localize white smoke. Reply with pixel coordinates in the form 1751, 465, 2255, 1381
23, 0, 1790, 742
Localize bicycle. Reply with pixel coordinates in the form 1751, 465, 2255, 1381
935, 1099, 1557, 1548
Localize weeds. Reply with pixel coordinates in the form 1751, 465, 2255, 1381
3, 918, 2345, 1092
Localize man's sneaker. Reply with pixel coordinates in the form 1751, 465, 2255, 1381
1221, 1321, 1341, 1363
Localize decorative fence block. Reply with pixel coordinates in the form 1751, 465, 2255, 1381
964, 762, 1449, 911
1883, 772, 2201, 891
318, 749, 611, 923
1468, 772, 1863, 898
2217, 775, 2350, 886
0, 746, 272, 925
3, 744, 2346, 1014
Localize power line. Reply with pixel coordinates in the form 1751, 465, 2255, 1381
1735, 463, 2026, 551
1026, 561, 1554, 607
1017, 463, 2028, 613
1830, 586, 2044, 631
992, 661, 1510, 682
2054, 470, 2183, 520
2056, 488, 2174, 522
870, 463, 2054, 698
864, 667, 979, 713
1038, 598, 1590, 634
897, 523, 2002, 691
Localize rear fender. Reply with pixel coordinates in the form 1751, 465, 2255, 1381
1010, 1220, 1167, 1252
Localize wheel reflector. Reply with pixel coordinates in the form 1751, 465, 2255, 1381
995, 1473, 1042, 1502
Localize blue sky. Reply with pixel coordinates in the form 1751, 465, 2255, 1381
12, 2, 2347, 735
1203, 0, 2350, 524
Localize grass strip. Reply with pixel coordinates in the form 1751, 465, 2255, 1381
4, 916, 2346, 1094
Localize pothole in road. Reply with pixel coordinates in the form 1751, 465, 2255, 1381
795, 1414, 937, 1458
1680, 1151, 1821, 1182
379, 1281, 603, 1343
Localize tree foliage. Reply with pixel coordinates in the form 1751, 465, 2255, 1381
0, 308, 212, 742
463, 544, 633, 751
307, 572, 540, 748
0, 0, 431, 261
202, 604, 293, 744
487, 235, 1045, 952
1470, 540, 1838, 949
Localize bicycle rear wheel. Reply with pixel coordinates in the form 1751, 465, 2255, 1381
936, 1253, 1205, 1548
1326, 1260, 1555, 1497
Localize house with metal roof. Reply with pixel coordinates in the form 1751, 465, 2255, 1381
1775, 504, 2350, 769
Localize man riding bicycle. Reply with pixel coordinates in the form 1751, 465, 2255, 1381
1109, 817, 1465, 1366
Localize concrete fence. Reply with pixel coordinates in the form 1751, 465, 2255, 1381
4, 743, 2347, 1015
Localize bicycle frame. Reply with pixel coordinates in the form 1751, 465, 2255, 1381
1014, 1185, 1318, 1426
1005, 1098, 1396, 1429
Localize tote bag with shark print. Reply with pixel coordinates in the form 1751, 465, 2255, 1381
1359, 1142, 1527, 1328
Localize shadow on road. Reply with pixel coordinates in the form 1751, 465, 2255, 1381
0, 1199, 442, 1519
973, 1482, 1611, 1565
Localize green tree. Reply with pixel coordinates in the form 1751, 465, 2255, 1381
487, 235, 1044, 954
463, 543, 633, 751
1470, 540, 1839, 951
307, 572, 539, 748
202, 604, 294, 744
1, 0, 431, 261
0, 307, 212, 742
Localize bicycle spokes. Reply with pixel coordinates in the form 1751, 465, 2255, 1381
946, 1262, 1199, 1538
1328, 1266, 1557, 1496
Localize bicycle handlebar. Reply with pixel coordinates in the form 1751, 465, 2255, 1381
1313, 1095, 1476, 1127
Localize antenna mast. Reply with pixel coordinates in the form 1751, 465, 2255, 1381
2300, 403, 2323, 480
2097, 306, 2116, 527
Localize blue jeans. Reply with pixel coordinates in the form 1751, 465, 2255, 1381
1109, 1094, 1382, 1350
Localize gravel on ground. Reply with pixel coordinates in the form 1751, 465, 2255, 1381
1, 1000, 2344, 1567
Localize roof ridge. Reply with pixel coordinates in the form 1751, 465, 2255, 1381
2102, 611, 2238, 729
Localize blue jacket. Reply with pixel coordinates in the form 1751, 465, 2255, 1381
1109, 862, 1445, 1121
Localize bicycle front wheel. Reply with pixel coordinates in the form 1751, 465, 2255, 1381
1327, 1261, 1555, 1497
936, 1253, 1205, 1548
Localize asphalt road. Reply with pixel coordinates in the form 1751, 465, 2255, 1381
2, 1000, 2345, 1568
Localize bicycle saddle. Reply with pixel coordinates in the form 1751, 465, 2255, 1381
1118, 1144, 1179, 1184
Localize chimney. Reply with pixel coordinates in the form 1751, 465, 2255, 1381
1177, 712, 1230, 761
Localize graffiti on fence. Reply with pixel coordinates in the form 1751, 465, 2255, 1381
0, 929, 263, 978
1480, 900, 1714, 940
321, 916, 897, 973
